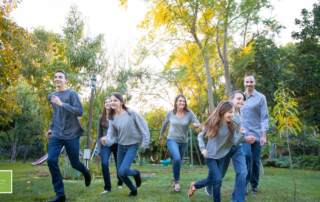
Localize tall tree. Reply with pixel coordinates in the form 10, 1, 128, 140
291, 3, 320, 130
0, 0, 47, 124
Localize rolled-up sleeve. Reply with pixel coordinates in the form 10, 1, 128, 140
198, 129, 207, 151
260, 96, 269, 132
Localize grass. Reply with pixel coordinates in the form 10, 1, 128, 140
0, 161, 319, 202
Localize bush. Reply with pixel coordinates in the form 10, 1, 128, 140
263, 155, 320, 170
294, 155, 320, 170
263, 156, 299, 169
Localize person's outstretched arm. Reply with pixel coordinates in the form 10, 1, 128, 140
96, 116, 103, 154
189, 110, 200, 128
105, 121, 117, 147
198, 128, 207, 152
260, 96, 269, 146
232, 129, 246, 146
159, 111, 170, 141
133, 111, 150, 148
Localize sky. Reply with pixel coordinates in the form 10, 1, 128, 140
11, 0, 317, 110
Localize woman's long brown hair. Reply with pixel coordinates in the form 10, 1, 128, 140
200, 101, 239, 140
99, 97, 110, 128
173, 94, 190, 115
108, 92, 131, 120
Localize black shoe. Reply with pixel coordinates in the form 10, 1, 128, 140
84, 169, 91, 187
128, 189, 138, 197
46, 196, 66, 202
133, 169, 142, 188
245, 184, 249, 195
251, 187, 258, 194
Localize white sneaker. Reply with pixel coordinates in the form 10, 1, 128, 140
100, 190, 109, 194
205, 186, 213, 196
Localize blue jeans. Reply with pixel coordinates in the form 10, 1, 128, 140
47, 136, 89, 197
243, 142, 262, 187
167, 139, 188, 181
219, 145, 247, 202
117, 143, 139, 191
101, 143, 123, 191
194, 158, 222, 202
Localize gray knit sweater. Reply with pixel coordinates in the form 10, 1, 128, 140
233, 111, 247, 145
160, 110, 200, 143
105, 109, 150, 148
198, 124, 245, 159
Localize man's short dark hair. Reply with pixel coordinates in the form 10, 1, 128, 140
230, 91, 246, 101
245, 73, 256, 81
55, 69, 68, 79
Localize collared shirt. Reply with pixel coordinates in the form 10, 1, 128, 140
241, 90, 269, 141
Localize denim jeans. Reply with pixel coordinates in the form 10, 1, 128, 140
167, 139, 188, 181
243, 142, 262, 187
219, 145, 247, 202
194, 158, 222, 202
117, 143, 139, 191
47, 136, 89, 197
100, 143, 123, 191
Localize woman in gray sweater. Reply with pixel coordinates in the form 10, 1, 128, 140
101, 93, 150, 197
159, 94, 200, 192
96, 97, 123, 194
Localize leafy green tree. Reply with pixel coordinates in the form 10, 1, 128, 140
242, 37, 286, 108
273, 87, 301, 202
8, 78, 45, 162
0, 0, 48, 124
290, 3, 320, 130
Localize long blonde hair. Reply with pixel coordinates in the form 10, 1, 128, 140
200, 101, 239, 139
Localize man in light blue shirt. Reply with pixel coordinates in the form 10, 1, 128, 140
241, 73, 269, 195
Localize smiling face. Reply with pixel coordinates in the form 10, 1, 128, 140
230, 93, 245, 109
244, 76, 256, 93
104, 98, 111, 110
54, 72, 68, 88
176, 96, 186, 110
222, 107, 235, 123
110, 95, 122, 110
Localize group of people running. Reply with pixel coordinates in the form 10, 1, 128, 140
45, 69, 269, 202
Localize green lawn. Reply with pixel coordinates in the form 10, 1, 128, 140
0, 161, 319, 202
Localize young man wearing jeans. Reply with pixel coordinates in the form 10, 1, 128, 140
45, 70, 91, 202
241, 73, 269, 194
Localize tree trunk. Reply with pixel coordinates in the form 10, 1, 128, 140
203, 54, 215, 113
223, 27, 232, 98
11, 135, 21, 162
23, 145, 28, 164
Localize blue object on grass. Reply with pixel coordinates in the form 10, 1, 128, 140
160, 158, 171, 166
94, 150, 98, 155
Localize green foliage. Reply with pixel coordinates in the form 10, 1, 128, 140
243, 37, 286, 108
294, 155, 320, 170
263, 155, 320, 170
263, 156, 299, 169
272, 86, 302, 201
290, 3, 320, 128
9, 78, 45, 145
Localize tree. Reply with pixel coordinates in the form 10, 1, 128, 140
120, 0, 217, 112
8, 78, 45, 162
291, 3, 320, 130
0, 0, 45, 124
242, 37, 286, 108
273, 86, 301, 202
